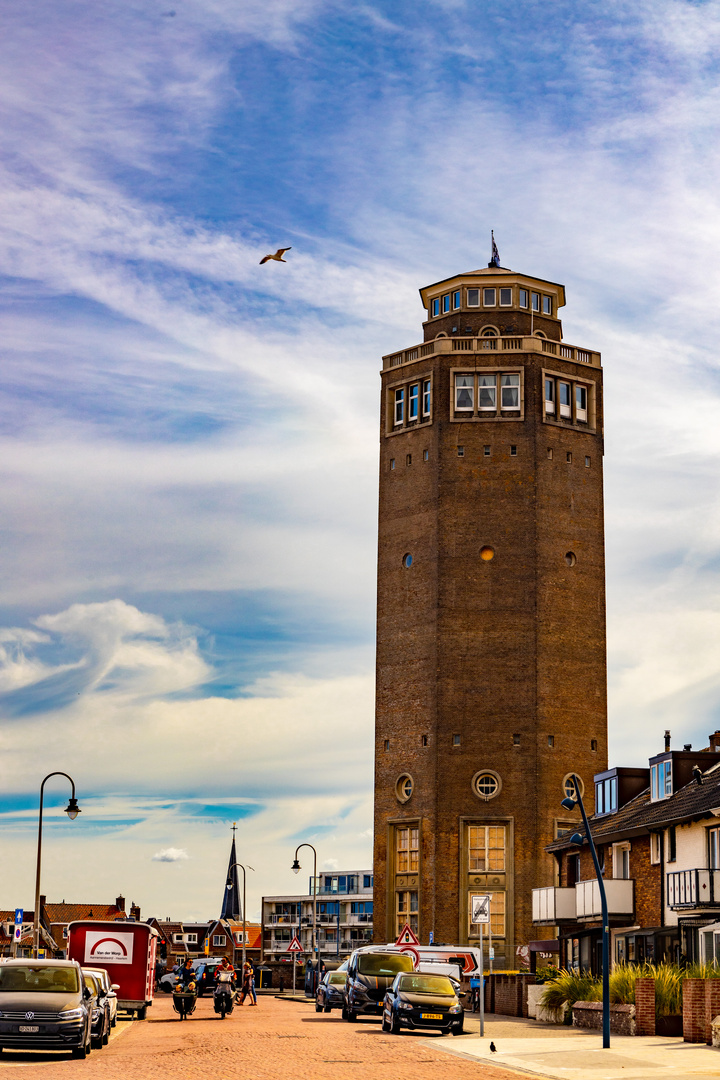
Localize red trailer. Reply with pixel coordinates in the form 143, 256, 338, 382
67, 920, 158, 1018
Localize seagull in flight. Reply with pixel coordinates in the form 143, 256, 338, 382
260, 247, 291, 264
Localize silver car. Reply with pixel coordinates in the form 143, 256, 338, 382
83, 968, 119, 1027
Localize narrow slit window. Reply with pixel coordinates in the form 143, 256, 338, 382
500, 373, 520, 409
394, 387, 405, 425
457, 446, 464, 457
547, 447, 553, 460
455, 374, 474, 411
484, 445, 491, 456
566, 451, 572, 463
421, 734, 428, 747
452, 733, 461, 747
390, 458, 395, 470
585, 455, 591, 468
510, 445, 517, 456
545, 377, 555, 414
478, 373, 497, 410
423, 449, 429, 461
384, 739, 390, 751
548, 735, 555, 747
406, 454, 412, 466
409, 383, 419, 420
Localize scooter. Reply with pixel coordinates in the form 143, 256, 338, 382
213, 971, 235, 1019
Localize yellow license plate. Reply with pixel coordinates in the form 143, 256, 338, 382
421, 1013, 443, 1020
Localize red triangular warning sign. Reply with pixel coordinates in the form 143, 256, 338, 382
395, 922, 420, 946
287, 935, 303, 952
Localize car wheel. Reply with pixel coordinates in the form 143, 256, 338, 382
315, 1000, 322, 1013
390, 1012, 401, 1035
452, 1022, 464, 1036
381, 1012, 391, 1032
324, 1005, 332, 1013
347, 1009, 357, 1022
71, 1044, 88, 1060
341, 1004, 348, 1020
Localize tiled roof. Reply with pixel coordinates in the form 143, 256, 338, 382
548, 759, 720, 853
224, 922, 262, 949
47, 903, 124, 923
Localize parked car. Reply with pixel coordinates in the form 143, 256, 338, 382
193, 959, 225, 997
83, 971, 110, 1049
0, 959, 93, 1059
342, 949, 414, 1021
316, 970, 347, 1013
84, 967, 119, 1028
382, 972, 464, 1036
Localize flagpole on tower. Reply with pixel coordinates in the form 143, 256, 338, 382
488, 230, 500, 268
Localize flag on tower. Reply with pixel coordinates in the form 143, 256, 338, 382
489, 230, 500, 267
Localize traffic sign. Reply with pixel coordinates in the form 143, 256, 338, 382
287, 935, 303, 952
14, 909, 23, 943
471, 894, 491, 924
395, 923, 420, 946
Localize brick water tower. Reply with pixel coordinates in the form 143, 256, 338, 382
373, 259, 608, 963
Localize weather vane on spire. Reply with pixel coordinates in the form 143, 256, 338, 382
488, 230, 500, 268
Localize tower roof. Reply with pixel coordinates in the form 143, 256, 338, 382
419, 267, 566, 309
220, 832, 242, 921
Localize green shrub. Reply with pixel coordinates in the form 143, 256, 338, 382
607, 961, 638, 1004
650, 962, 684, 1018
535, 965, 561, 985
539, 969, 600, 1014
685, 961, 720, 980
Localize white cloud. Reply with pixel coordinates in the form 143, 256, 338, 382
152, 847, 190, 862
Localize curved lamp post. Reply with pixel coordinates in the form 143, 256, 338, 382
34, 772, 81, 958
562, 773, 609, 1049
291, 844, 318, 971
226, 862, 254, 968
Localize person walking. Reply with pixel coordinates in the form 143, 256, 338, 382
238, 960, 257, 1005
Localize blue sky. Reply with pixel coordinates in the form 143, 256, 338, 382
2, 0, 720, 920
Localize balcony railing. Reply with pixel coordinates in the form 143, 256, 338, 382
382, 335, 601, 371
667, 869, 720, 909
575, 878, 634, 919
267, 914, 299, 925
532, 887, 577, 924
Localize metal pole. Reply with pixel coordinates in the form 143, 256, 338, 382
242, 866, 247, 970
227, 862, 253, 972
292, 843, 318, 994
479, 921, 485, 1038
489, 920, 493, 975
33, 772, 77, 959
572, 775, 610, 1049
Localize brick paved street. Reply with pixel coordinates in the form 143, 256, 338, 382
0, 994, 530, 1079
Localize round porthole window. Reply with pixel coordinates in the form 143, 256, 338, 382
565, 551, 577, 567
472, 770, 501, 801
480, 546, 495, 561
402, 553, 413, 568
396, 774, 414, 803
563, 773, 584, 800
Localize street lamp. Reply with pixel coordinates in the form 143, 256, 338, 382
291, 843, 318, 978
226, 862, 254, 969
561, 773, 610, 1049
34, 772, 81, 958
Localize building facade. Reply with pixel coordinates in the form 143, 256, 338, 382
373, 264, 608, 966
261, 870, 373, 963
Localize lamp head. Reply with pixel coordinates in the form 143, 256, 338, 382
291, 859, 301, 874
226, 878, 233, 891
561, 797, 577, 811
570, 832, 585, 846
65, 798, 80, 821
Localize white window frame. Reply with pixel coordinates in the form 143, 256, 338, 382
576, 384, 587, 422
531, 292, 540, 312
467, 288, 479, 307
612, 843, 630, 880
455, 374, 474, 412
409, 383, 419, 420
452, 290, 461, 310
499, 287, 512, 306
651, 760, 672, 801
394, 387, 405, 426
545, 377, 555, 414
422, 379, 431, 417
500, 373, 520, 410
543, 295, 552, 315
650, 833, 661, 866
709, 826, 720, 869
442, 294, 451, 314
519, 289, 528, 308
186, 933, 197, 944
478, 373, 497, 411
483, 288, 496, 307
431, 298, 440, 317
212, 934, 226, 947
559, 381, 571, 418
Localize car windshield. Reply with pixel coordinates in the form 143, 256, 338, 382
0, 966, 80, 993
328, 972, 346, 985
357, 953, 414, 977
397, 975, 456, 996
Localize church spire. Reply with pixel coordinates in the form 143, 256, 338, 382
220, 823, 242, 920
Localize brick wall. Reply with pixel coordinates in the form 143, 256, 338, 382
483, 973, 534, 1017
705, 980, 720, 1045
683, 978, 706, 1043
572, 1001, 635, 1036
635, 977, 655, 1036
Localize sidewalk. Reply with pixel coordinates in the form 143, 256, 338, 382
431, 1013, 720, 1080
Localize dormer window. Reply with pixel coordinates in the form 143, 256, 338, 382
651, 759, 672, 801
595, 775, 618, 815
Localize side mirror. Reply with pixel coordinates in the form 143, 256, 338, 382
83, 987, 91, 1000
111, 984, 120, 991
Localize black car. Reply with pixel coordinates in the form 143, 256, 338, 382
315, 970, 346, 1013
0, 959, 93, 1059
194, 959, 226, 997
382, 972, 464, 1035
343, 949, 414, 1021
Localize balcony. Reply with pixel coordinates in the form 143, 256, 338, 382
576, 878, 634, 919
532, 887, 577, 924
267, 914, 299, 925
382, 335, 601, 371
667, 869, 720, 909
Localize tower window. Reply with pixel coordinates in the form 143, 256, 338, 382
472, 771, 501, 801
565, 551, 577, 566
467, 288, 479, 307
545, 378, 555, 414
402, 553, 413, 568
421, 734, 428, 747
442, 294, 451, 313
452, 733, 461, 747
480, 545, 494, 561
478, 373, 497, 410
457, 446, 464, 457
519, 289, 528, 308
384, 739, 390, 751
500, 373, 520, 409
566, 451, 572, 463
547, 447, 553, 460
510, 445, 517, 456
396, 889, 418, 936
390, 459, 395, 470
396, 826, 419, 873
563, 774, 584, 800
543, 296, 552, 315
548, 735, 555, 747
469, 824, 506, 871
499, 288, 512, 306
406, 454, 412, 466
591, 739, 598, 751
559, 382, 571, 417
396, 774, 414, 803
585, 456, 591, 468
455, 374, 474, 411
484, 445, 491, 456
483, 288, 496, 307
423, 449, 429, 461
576, 385, 588, 422
431, 298, 439, 317
422, 379, 431, 416
394, 388, 405, 425
531, 292, 540, 312
513, 733, 520, 746
452, 290, 461, 310
409, 383, 419, 420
